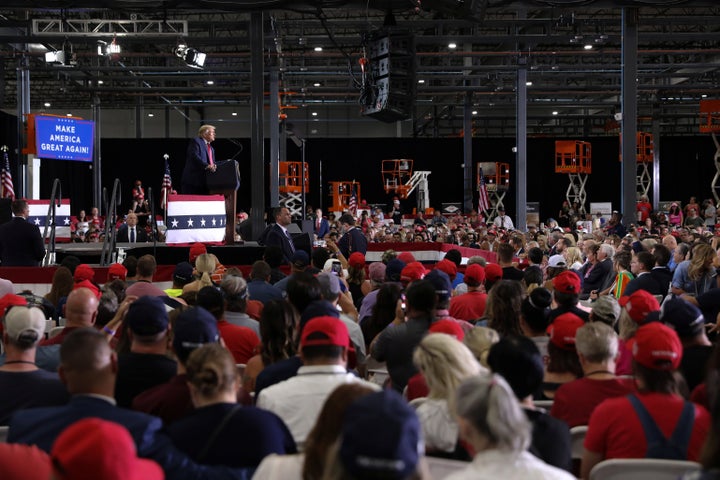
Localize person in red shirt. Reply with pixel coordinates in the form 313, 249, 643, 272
550, 322, 634, 427
636, 195, 652, 223
581, 322, 711, 478
449, 264, 487, 322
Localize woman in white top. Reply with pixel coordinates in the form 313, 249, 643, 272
445, 374, 575, 480
253, 383, 376, 480
409, 333, 484, 456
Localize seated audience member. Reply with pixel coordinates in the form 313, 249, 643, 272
322, 389, 431, 480
550, 322, 634, 428
44, 266, 73, 320
449, 264, 488, 322
463, 326, 499, 369
256, 316, 379, 450
618, 289, 661, 337
8, 328, 253, 479
132, 306, 221, 425
580, 243, 614, 297
409, 333, 483, 458
167, 344, 296, 468
346, 252, 367, 311
447, 374, 575, 480
497, 242, 524, 282
483, 263, 504, 292
543, 312, 584, 399
165, 262, 194, 298
483, 279, 524, 336
273, 251, 310, 293
247, 261, 284, 305
50, 418, 163, 480
660, 298, 713, 392
591, 250, 633, 299
623, 250, 667, 297
359, 258, 404, 322
125, 255, 167, 298
253, 383, 376, 480
0, 306, 69, 424
581, 322, 711, 478
519, 287, 553, 362
115, 296, 177, 408
243, 300, 296, 393
444, 249, 465, 288
425, 269, 472, 334
672, 243, 718, 297
0, 442, 51, 480
360, 282, 402, 351
40, 287, 99, 346
263, 246, 287, 285
219, 272, 260, 338
371, 279, 436, 391
182, 253, 217, 295
196, 286, 260, 365
549, 271, 589, 323
488, 336, 572, 472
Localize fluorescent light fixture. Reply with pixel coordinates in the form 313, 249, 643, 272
147, 113, 154, 117
44, 102, 51, 107
206, 80, 214, 85
66, 113, 72, 117
97, 80, 104, 85
552, 111, 559, 115
584, 44, 593, 50
314, 46, 323, 52
418, 79, 425, 84
526, 81, 533, 86
231, 112, 238, 116
313, 82, 321, 87
311, 112, 318, 116
448, 43, 457, 49
472, 110, 478, 115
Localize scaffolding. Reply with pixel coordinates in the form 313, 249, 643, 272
328, 181, 361, 213
278, 161, 309, 217
700, 100, 720, 204
381, 159, 432, 212
619, 132, 654, 198
555, 140, 592, 214
477, 162, 510, 220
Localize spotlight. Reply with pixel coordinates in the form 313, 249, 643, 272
175, 44, 206, 69
97, 38, 121, 60
44, 50, 66, 65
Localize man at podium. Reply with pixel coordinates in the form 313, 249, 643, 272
182, 124, 217, 194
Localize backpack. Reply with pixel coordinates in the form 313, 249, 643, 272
627, 394, 695, 460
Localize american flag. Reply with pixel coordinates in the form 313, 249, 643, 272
160, 155, 172, 209
1, 146, 14, 201
478, 167, 490, 213
348, 184, 358, 217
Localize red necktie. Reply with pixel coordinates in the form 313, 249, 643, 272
207, 143, 214, 166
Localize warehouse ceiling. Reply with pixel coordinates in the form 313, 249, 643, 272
1, 1, 720, 137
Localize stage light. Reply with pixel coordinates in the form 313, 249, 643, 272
97, 38, 121, 58
44, 50, 66, 65
175, 44, 207, 69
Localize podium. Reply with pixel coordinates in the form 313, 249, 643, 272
207, 159, 241, 245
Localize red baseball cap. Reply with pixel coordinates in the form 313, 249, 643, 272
189, 242, 207, 264
398, 252, 417, 264
629, 322, 682, 370
463, 264, 486, 285
400, 262, 428, 283
553, 271, 581, 294
434, 259, 458, 280
73, 279, 101, 299
0, 293, 28, 317
547, 312, 584, 350
429, 319, 465, 341
301, 316, 350, 349
619, 290, 660, 324
484, 263, 503, 282
73, 264, 95, 282
348, 252, 366, 270
51, 418, 163, 480
107, 263, 127, 281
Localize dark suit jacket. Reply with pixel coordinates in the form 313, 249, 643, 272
581, 258, 613, 294
263, 224, 295, 264
338, 226, 368, 258
622, 269, 672, 297
8, 395, 250, 480
315, 218, 330, 239
182, 136, 214, 194
116, 224, 149, 243
0, 217, 45, 266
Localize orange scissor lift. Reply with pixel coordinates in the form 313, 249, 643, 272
555, 140, 592, 214
278, 161, 309, 217
700, 100, 720, 204
328, 181, 362, 214
619, 132, 654, 199
381, 159, 432, 212
477, 162, 510, 220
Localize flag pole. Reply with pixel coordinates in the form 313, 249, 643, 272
163, 154, 169, 227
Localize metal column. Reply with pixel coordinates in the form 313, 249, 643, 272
516, 61, 528, 231
16, 55, 30, 198
269, 68, 280, 207
621, 8, 638, 220
652, 119, 661, 211
92, 97, 102, 213
249, 12, 265, 239
463, 93, 472, 214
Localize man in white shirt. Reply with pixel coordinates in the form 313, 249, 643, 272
492, 207, 514, 230
255, 316, 379, 450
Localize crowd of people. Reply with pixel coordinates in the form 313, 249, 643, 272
2, 195, 720, 479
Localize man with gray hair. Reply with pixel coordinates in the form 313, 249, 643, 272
182, 124, 217, 194
219, 272, 260, 338
550, 322, 633, 427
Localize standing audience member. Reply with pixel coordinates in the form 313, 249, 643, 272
447, 374, 575, 480
261, 207, 296, 265
0, 306, 69, 424
449, 264, 487, 322
0, 199, 45, 266
550, 322, 634, 427
125, 255, 167, 298
337, 213, 368, 258
167, 344, 296, 468
581, 322, 711, 477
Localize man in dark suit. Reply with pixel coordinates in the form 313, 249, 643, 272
8, 328, 250, 480
337, 213, 367, 258
622, 250, 671, 297
182, 124, 217, 195
116, 212, 148, 243
313, 208, 330, 240
0, 199, 45, 266
262, 207, 296, 264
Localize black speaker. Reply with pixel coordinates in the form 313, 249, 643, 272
290, 232, 312, 258
0, 198, 11, 225
361, 29, 416, 123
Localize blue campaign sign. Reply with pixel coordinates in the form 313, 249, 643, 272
35, 116, 95, 162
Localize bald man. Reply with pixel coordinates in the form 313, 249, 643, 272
117, 212, 148, 243
40, 288, 99, 346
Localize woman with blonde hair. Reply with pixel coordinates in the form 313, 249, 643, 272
671, 242, 718, 296
463, 326, 500, 369
563, 246, 584, 272
182, 253, 217, 294
410, 333, 485, 457
445, 375, 575, 480
167, 343, 296, 468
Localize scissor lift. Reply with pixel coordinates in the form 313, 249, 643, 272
328, 181, 362, 214
619, 132, 654, 198
278, 161, 309, 217
477, 162, 510, 220
700, 100, 720, 204
381, 159, 432, 212
555, 141, 592, 214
